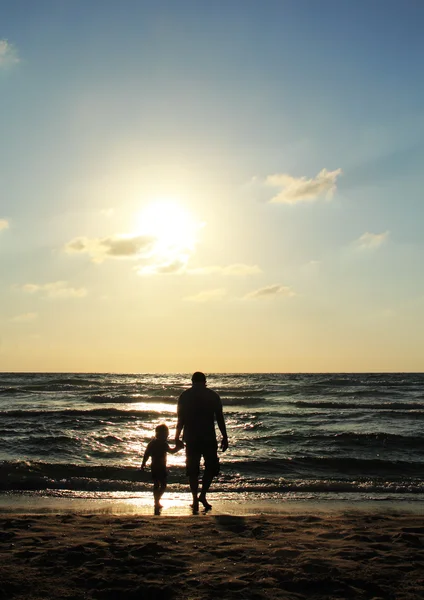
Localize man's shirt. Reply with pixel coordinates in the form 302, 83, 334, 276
177, 385, 223, 444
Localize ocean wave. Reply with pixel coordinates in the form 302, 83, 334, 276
45, 377, 104, 386
307, 374, 421, 387
224, 396, 268, 406
0, 407, 322, 423
0, 408, 171, 419
331, 431, 424, 446
17, 433, 130, 451
86, 394, 176, 404
0, 387, 31, 396
0, 460, 147, 492
261, 431, 424, 447
1, 459, 424, 495
228, 456, 424, 478
262, 430, 424, 459
307, 377, 360, 387
244, 479, 424, 495
15, 435, 80, 457
335, 389, 408, 398
217, 389, 273, 397
291, 400, 424, 410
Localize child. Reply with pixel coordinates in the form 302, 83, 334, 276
141, 424, 183, 513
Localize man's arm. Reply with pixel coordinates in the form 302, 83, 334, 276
174, 395, 184, 443
167, 440, 184, 454
215, 397, 228, 452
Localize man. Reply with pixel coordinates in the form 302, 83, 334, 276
175, 372, 228, 512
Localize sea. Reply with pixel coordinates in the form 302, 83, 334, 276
1, 372, 424, 509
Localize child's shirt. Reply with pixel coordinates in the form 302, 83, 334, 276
144, 438, 172, 471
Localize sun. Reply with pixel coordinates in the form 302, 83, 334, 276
135, 199, 203, 260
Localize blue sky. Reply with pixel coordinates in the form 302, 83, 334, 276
1, 1, 424, 372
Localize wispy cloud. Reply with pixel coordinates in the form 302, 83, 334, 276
10, 312, 38, 323
0, 219, 10, 231
65, 234, 156, 263
0, 40, 19, 68
138, 259, 188, 276
20, 281, 87, 299
245, 284, 295, 299
189, 263, 261, 276
137, 261, 261, 277
266, 168, 342, 204
183, 289, 227, 302
355, 231, 390, 249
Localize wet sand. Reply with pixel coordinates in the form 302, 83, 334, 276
2, 506, 424, 599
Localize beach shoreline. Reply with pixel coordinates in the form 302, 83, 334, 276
2, 490, 424, 517
2, 508, 424, 599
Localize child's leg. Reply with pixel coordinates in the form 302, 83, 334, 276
158, 479, 167, 501
153, 479, 162, 507
153, 478, 167, 506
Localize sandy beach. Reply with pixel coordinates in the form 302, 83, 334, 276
2, 504, 424, 599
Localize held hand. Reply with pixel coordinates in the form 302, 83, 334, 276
175, 439, 184, 450
220, 436, 229, 452
140, 465, 145, 471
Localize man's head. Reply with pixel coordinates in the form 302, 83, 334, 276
191, 371, 206, 385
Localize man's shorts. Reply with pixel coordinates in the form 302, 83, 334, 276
185, 441, 220, 478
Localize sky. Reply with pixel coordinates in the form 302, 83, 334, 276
1, 0, 424, 373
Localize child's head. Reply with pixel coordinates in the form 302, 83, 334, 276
155, 423, 169, 440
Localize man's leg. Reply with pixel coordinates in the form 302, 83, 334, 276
199, 444, 219, 510
199, 473, 213, 510
186, 445, 201, 512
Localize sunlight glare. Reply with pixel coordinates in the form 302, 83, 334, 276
135, 199, 203, 260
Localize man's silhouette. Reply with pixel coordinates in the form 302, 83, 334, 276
175, 372, 228, 512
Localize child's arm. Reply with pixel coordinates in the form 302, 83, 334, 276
140, 442, 152, 470
167, 440, 184, 454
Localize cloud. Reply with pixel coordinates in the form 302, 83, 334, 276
245, 284, 295, 299
10, 312, 38, 323
65, 234, 156, 263
137, 259, 188, 276
0, 219, 10, 231
266, 168, 342, 204
189, 263, 261, 276
0, 40, 19, 67
183, 289, 227, 302
355, 231, 390, 249
137, 261, 261, 277
20, 281, 87, 299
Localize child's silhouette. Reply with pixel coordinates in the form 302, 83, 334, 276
141, 424, 183, 514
